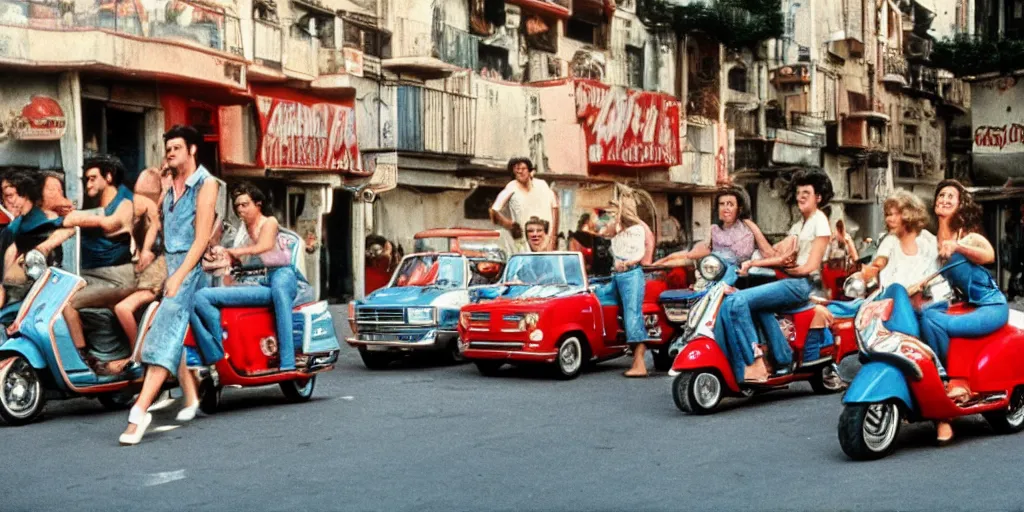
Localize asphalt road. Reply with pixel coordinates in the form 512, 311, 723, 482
4, 306, 1024, 512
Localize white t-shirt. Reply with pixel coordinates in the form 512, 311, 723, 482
788, 210, 832, 267
491, 178, 558, 226
611, 224, 647, 263
875, 230, 950, 298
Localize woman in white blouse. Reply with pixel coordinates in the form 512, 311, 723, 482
602, 194, 654, 377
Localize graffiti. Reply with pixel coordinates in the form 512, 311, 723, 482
256, 95, 362, 173
975, 124, 1024, 151
574, 79, 681, 168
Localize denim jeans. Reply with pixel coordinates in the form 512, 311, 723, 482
877, 284, 921, 339
920, 301, 1009, 365
613, 266, 647, 344
722, 278, 812, 374
190, 267, 306, 370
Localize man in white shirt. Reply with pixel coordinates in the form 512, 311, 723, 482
490, 157, 559, 252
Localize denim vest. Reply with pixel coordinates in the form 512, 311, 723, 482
81, 185, 133, 269
942, 253, 1006, 307
162, 166, 212, 255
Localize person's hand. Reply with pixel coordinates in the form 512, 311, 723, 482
614, 260, 626, 273
781, 250, 797, 268
723, 285, 738, 295
135, 249, 155, 273
939, 239, 959, 259
54, 200, 74, 217
738, 260, 753, 276
509, 223, 523, 239
6, 319, 19, 336
164, 272, 184, 298
224, 247, 243, 262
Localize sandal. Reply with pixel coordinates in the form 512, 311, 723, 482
936, 421, 954, 446
946, 378, 971, 404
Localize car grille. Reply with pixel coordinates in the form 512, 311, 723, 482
469, 312, 491, 322
356, 307, 404, 324
469, 341, 525, 351
359, 325, 429, 335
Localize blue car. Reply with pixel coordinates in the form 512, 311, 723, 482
348, 252, 505, 369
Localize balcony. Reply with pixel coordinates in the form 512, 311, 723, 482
881, 48, 908, 86
284, 30, 318, 78
252, 18, 283, 71
506, 0, 570, 19
905, 64, 940, 97
396, 85, 476, 156
790, 111, 826, 134
770, 63, 810, 88
725, 106, 759, 139
0, 0, 245, 89
939, 77, 968, 112
833, 117, 887, 154
384, 18, 479, 76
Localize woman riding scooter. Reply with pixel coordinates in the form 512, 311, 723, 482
653, 186, 773, 284
722, 170, 833, 382
917, 180, 1007, 445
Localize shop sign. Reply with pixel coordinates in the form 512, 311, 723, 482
1, 95, 67, 141
972, 77, 1024, 154
256, 95, 362, 173
361, 152, 397, 193
574, 79, 681, 168
344, 48, 364, 77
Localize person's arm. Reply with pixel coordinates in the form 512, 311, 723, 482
164, 180, 219, 297
35, 228, 75, 256
952, 232, 996, 265
642, 224, 655, 265
743, 236, 796, 270
548, 191, 560, 251
136, 196, 160, 271
227, 217, 279, 258
859, 256, 889, 281
845, 234, 859, 262
63, 200, 132, 234
489, 185, 515, 230
786, 236, 829, 277
743, 219, 776, 257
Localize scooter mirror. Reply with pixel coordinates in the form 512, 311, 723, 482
24, 250, 47, 281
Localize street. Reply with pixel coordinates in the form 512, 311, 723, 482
3, 307, 1024, 512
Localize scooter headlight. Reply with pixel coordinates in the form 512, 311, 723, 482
697, 256, 725, 281
843, 276, 867, 299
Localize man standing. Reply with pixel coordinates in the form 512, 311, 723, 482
62, 155, 135, 293
490, 157, 559, 252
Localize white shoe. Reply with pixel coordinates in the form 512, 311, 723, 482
119, 407, 152, 446
175, 402, 199, 422
148, 391, 176, 412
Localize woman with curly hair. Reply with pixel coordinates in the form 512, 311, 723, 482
917, 180, 1006, 444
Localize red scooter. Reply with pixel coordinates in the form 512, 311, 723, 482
838, 291, 1024, 460
668, 262, 861, 414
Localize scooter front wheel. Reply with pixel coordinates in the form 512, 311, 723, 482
0, 356, 46, 426
984, 388, 1024, 434
838, 402, 901, 460
672, 371, 722, 414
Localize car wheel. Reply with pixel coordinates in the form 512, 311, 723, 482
553, 336, 585, 380
434, 338, 465, 366
984, 388, 1024, 434
672, 371, 723, 414
838, 402, 901, 460
475, 361, 504, 376
358, 347, 392, 370
0, 356, 45, 426
652, 347, 673, 373
280, 376, 316, 403
97, 390, 135, 411
810, 363, 846, 394
198, 379, 222, 415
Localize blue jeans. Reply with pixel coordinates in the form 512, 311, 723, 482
613, 266, 647, 344
190, 267, 306, 370
877, 284, 920, 339
721, 278, 812, 378
920, 301, 1009, 366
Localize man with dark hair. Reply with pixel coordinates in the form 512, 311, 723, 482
490, 157, 559, 253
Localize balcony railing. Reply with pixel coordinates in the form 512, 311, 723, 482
396, 85, 476, 156
285, 30, 318, 77
939, 77, 967, 108
0, 0, 243, 56
881, 48, 907, 85
791, 111, 826, 133
906, 65, 940, 96
253, 18, 282, 68
725, 107, 758, 139
390, 17, 479, 70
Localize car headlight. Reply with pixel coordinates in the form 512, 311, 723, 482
517, 312, 540, 331
407, 307, 435, 325
698, 256, 724, 281
843, 276, 867, 298
663, 305, 689, 323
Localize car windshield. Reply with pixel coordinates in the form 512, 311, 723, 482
501, 254, 585, 287
414, 238, 450, 254
458, 238, 506, 261
391, 255, 465, 288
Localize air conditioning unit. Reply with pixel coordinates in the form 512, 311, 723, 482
527, 52, 564, 82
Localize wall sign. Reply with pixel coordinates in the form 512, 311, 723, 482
574, 79, 681, 168
5, 95, 67, 141
255, 94, 363, 174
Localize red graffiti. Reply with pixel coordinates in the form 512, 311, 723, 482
257, 96, 360, 172
975, 124, 1024, 150
574, 79, 681, 168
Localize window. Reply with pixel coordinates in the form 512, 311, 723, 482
625, 45, 643, 88
565, 17, 597, 44
522, 14, 557, 53
464, 186, 503, 220
727, 66, 748, 92
478, 43, 512, 80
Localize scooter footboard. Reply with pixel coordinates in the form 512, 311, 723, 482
671, 336, 740, 393
843, 361, 914, 412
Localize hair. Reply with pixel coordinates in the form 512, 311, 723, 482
934, 179, 983, 234
230, 181, 273, 216
82, 153, 125, 186
791, 169, 834, 208
883, 188, 929, 235
576, 213, 592, 231
713, 185, 752, 224
506, 157, 535, 177
8, 173, 40, 203
525, 216, 550, 234
163, 125, 202, 152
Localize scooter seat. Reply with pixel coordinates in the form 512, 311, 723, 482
827, 299, 864, 319
660, 289, 705, 302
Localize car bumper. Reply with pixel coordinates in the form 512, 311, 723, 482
460, 339, 558, 363
346, 329, 457, 351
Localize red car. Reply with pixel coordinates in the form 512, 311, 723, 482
458, 252, 677, 379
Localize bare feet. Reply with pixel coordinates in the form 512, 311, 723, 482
624, 344, 648, 377
936, 421, 954, 445
946, 378, 971, 403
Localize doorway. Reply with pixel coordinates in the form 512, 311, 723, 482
324, 189, 353, 301
82, 99, 145, 191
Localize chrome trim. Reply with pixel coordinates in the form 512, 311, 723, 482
465, 349, 558, 358
469, 341, 525, 350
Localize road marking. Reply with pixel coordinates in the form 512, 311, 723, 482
341, 396, 354, 401
143, 469, 186, 487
